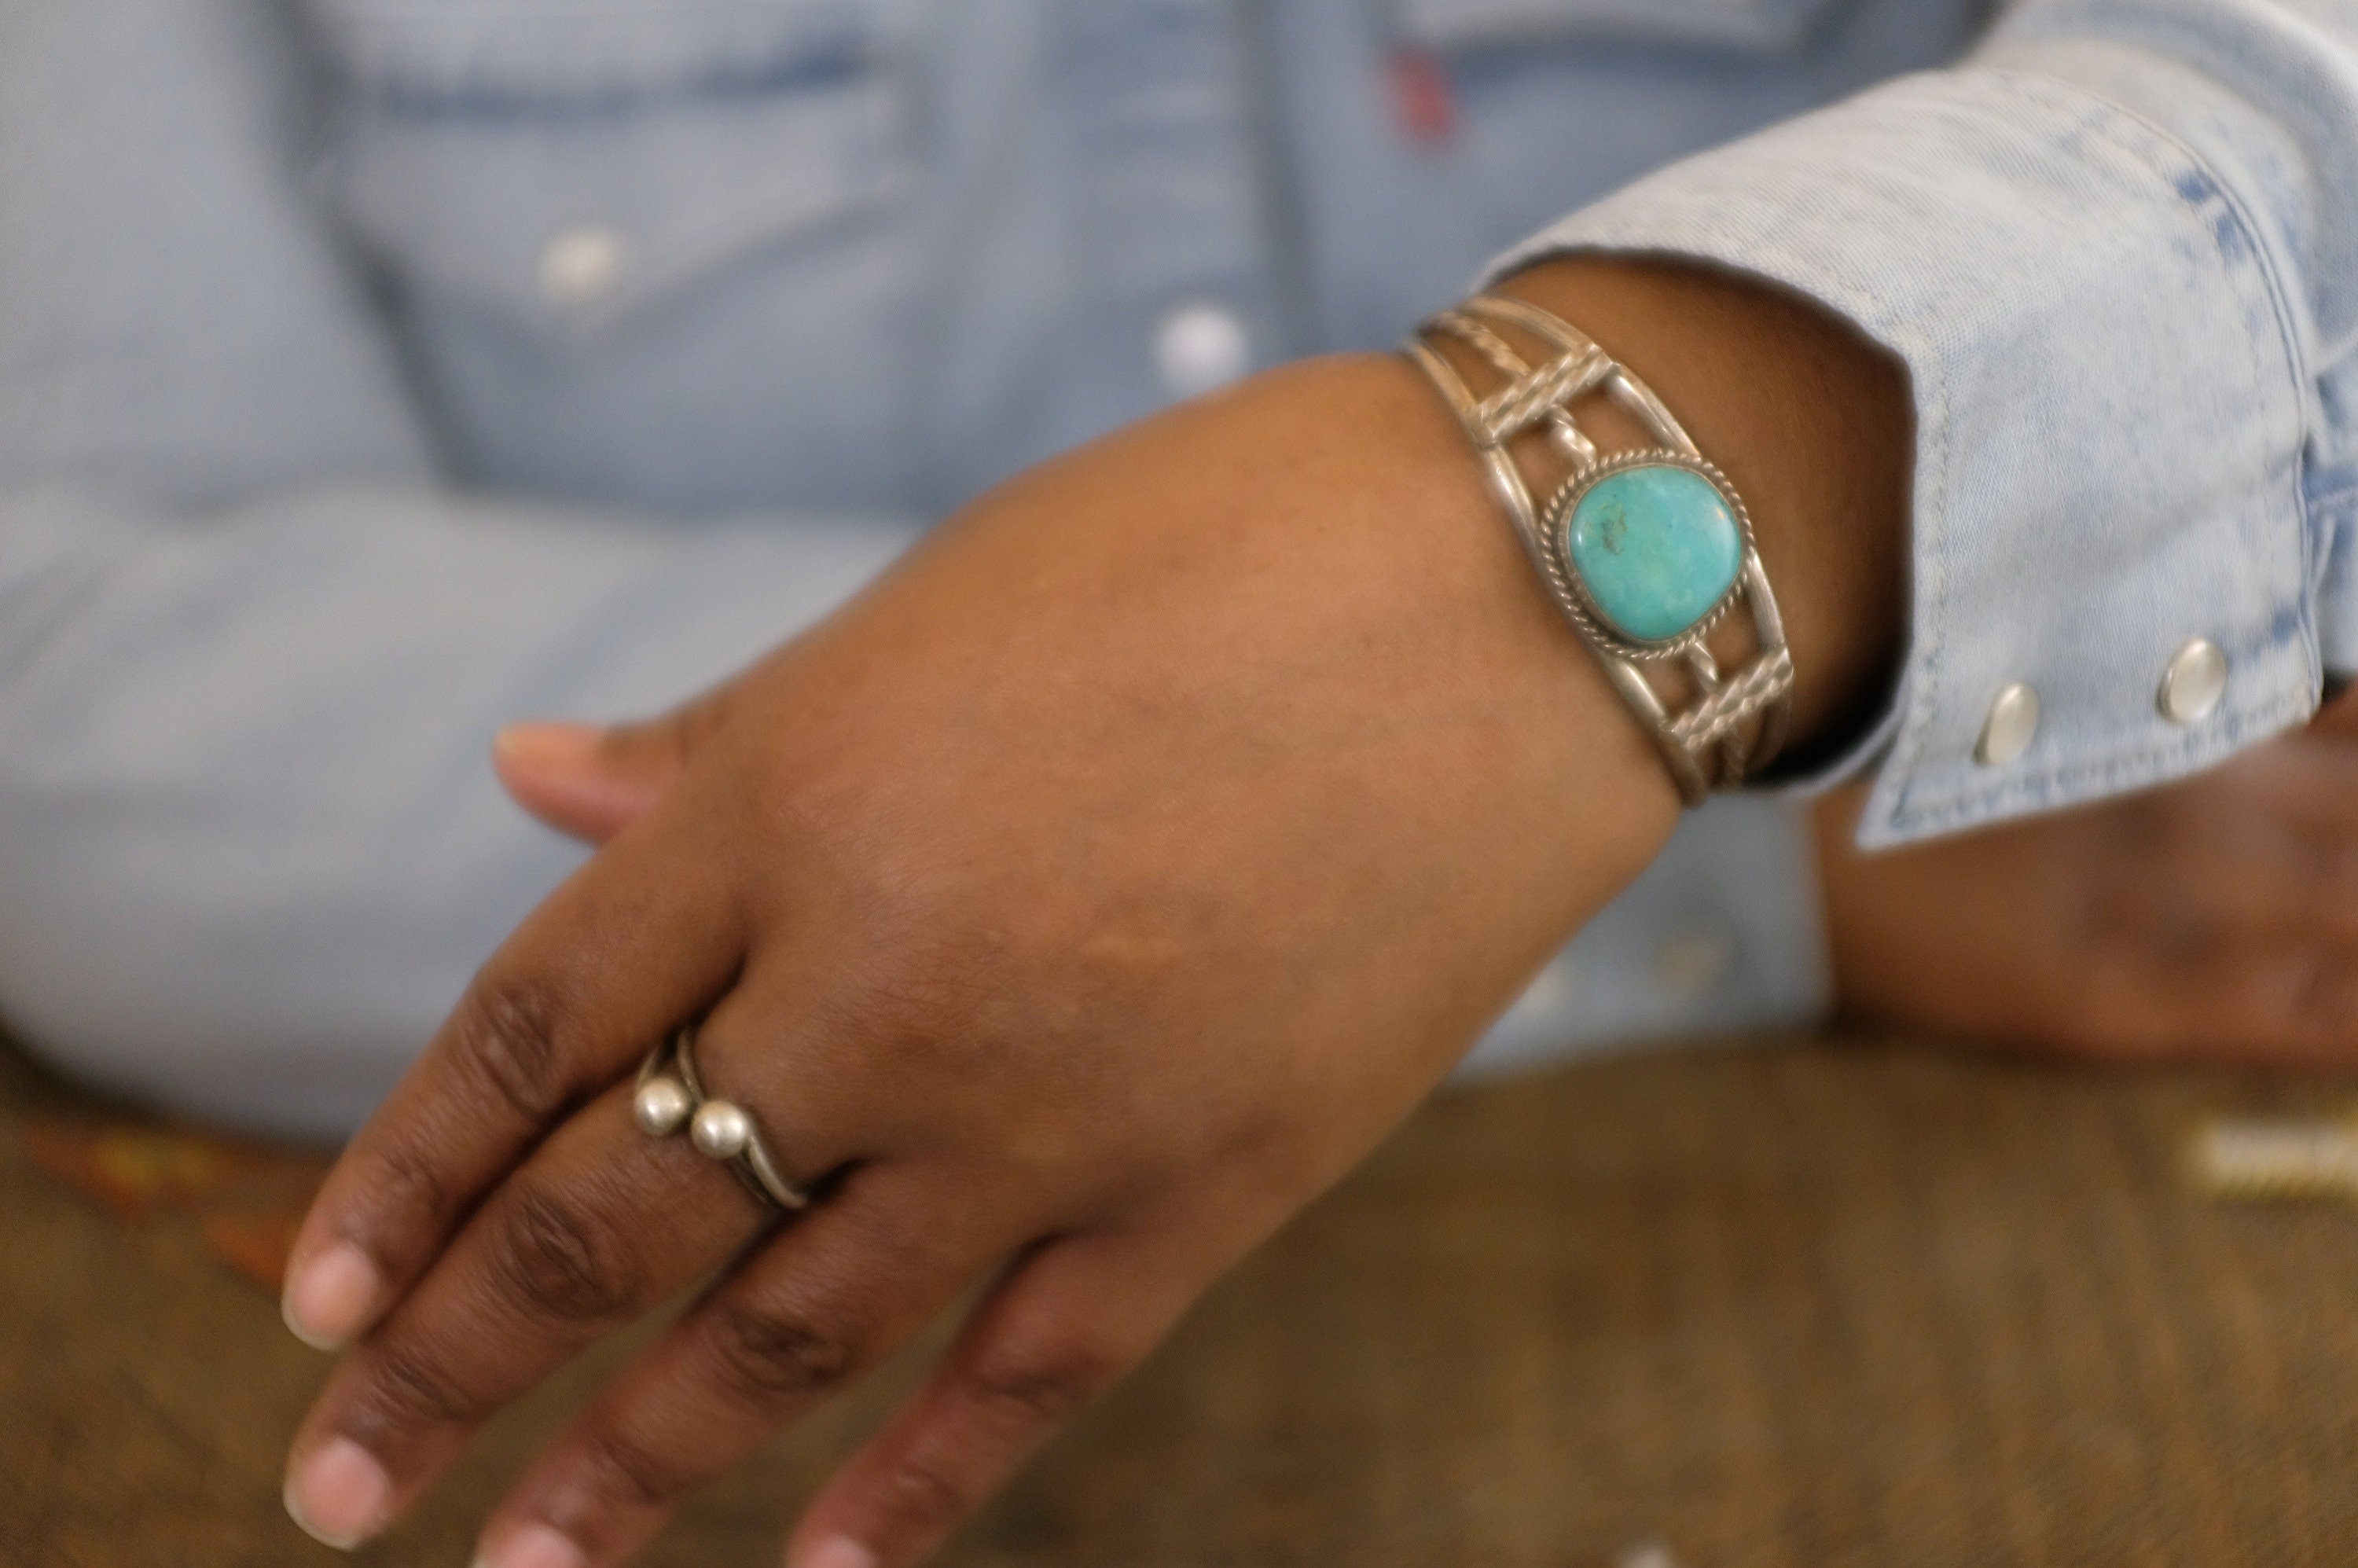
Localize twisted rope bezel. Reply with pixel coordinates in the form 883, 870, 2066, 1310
1402, 296, 1795, 802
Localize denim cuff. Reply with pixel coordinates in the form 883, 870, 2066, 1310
1487, 64, 2317, 846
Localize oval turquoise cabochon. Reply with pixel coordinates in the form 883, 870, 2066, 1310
1560, 463, 1743, 644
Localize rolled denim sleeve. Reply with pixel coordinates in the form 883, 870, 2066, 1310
1492, 0, 2358, 846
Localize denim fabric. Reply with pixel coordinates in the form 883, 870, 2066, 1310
1500, 0, 2358, 844
0, 0, 2336, 1133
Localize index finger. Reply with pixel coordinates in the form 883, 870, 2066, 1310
280, 810, 750, 1352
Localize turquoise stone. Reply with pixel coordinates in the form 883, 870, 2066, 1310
1562, 464, 1744, 643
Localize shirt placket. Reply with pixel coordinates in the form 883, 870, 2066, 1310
1056, 0, 1278, 415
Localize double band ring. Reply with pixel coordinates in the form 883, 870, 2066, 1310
633, 1026, 810, 1210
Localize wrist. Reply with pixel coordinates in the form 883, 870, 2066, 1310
1490, 255, 1912, 767
1294, 351, 1687, 909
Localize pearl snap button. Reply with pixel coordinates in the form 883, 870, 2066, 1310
538, 225, 628, 307
1976, 681, 2040, 766
2158, 637, 2228, 725
1154, 303, 1250, 398
1654, 925, 1734, 997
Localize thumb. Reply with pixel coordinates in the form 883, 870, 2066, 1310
492, 710, 700, 844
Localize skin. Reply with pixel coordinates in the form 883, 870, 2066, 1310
1816, 685, 2358, 1066
275, 255, 1912, 1568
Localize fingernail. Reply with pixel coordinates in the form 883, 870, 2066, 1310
475, 1522, 588, 1568
281, 1242, 379, 1352
284, 1436, 390, 1550
795, 1537, 879, 1568
493, 722, 603, 769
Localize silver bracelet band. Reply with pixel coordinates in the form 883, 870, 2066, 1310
1404, 296, 1794, 805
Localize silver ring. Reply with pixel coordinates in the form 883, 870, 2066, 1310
633, 1025, 810, 1211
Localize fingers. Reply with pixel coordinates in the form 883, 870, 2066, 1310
282, 811, 750, 1353
283, 1073, 781, 1548
494, 722, 676, 846
2111, 829, 2358, 962
494, 687, 730, 844
472, 1161, 1037, 1568
2180, 938, 2358, 1066
494, 724, 645, 844
2073, 913, 2358, 1067
783, 1228, 1207, 1568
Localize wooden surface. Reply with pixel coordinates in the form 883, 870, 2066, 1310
8, 1032, 2358, 1566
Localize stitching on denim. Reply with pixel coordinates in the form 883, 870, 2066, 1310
1886, 660, 2311, 830
1877, 74, 2135, 836
1875, 69, 2316, 838
1886, 680, 2312, 838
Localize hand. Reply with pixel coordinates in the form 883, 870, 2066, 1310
276, 260, 1907, 1568
1818, 685, 2358, 1064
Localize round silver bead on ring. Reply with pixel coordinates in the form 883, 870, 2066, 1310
634, 1026, 810, 1210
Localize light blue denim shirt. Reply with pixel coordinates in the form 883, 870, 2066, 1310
0, 0, 2349, 1135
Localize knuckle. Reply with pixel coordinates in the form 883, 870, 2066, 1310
484, 1182, 644, 1326
354, 1340, 482, 1436
371, 1140, 454, 1234
876, 1454, 971, 1535
575, 1423, 689, 1510
810, 951, 979, 1063
449, 974, 573, 1125
699, 1295, 858, 1401
958, 1337, 1118, 1430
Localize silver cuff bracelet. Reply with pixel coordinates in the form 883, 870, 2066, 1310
1404, 296, 1794, 805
